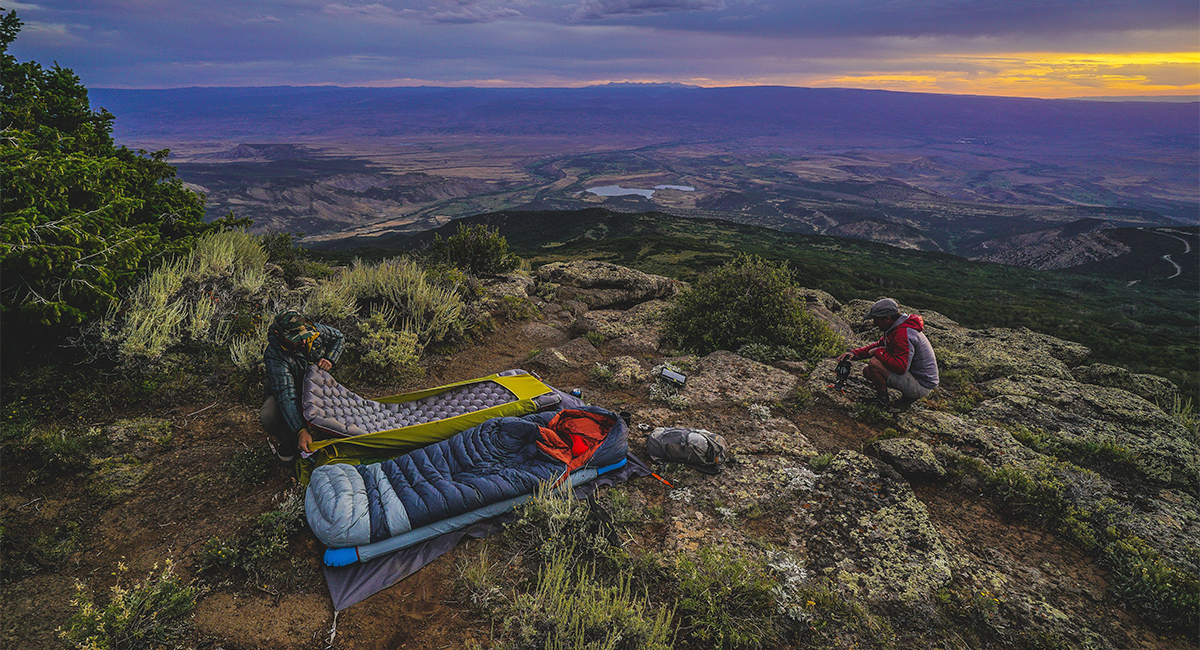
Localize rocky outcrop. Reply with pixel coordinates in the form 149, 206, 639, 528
872, 437, 946, 479
684, 350, 798, 406
808, 451, 951, 603
535, 261, 684, 309
526, 336, 601, 371
571, 300, 670, 354
1071, 363, 1179, 406
933, 327, 1090, 381
975, 375, 1198, 490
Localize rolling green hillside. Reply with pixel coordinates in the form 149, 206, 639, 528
317, 208, 1198, 398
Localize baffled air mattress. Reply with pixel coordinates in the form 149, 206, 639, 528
306, 406, 628, 565
298, 368, 569, 482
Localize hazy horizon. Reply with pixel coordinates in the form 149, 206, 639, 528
9, 1, 1197, 100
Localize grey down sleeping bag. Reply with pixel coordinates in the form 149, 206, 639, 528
306, 406, 628, 549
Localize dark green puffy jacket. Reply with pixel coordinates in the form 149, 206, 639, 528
264, 322, 345, 436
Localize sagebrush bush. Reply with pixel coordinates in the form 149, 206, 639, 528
304, 257, 464, 348
675, 546, 781, 649
432, 223, 520, 276
61, 561, 198, 650
665, 255, 843, 361
101, 230, 280, 363
507, 551, 675, 650
351, 309, 424, 384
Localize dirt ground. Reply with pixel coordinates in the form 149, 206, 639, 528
2, 320, 1194, 650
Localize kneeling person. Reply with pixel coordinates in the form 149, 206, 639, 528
261, 310, 345, 461
838, 298, 938, 408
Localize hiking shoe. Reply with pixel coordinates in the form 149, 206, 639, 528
894, 396, 918, 411
866, 394, 891, 409
267, 437, 296, 463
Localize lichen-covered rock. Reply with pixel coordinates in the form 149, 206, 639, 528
1121, 489, 1200, 575
932, 327, 1090, 381
480, 273, 533, 303
573, 300, 670, 354
798, 288, 857, 342
682, 350, 798, 406
899, 409, 1040, 467
535, 261, 683, 309
1071, 363, 1179, 406
972, 376, 1199, 490
873, 438, 946, 479
808, 451, 951, 603
605, 356, 648, 388
527, 336, 601, 371
515, 321, 570, 347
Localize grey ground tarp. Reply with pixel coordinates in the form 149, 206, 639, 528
322, 453, 652, 611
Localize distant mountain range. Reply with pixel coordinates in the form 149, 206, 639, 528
90, 85, 1199, 251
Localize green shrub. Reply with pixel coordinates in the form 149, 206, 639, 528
808, 453, 834, 471
2, 424, 107, 477
433, 223, 521, 276
1, 12, 209, 331
675, 546, 781, 649
786, 584, 890, 648
61, 561, 198, 650
507, 484, 622, 569
305, 257, 464, 348
849, 403, 896, 427
100, 230, 276, 363
260, 232, 333, 282
505, 551, 675, 650
737, 343, 806, 363
224, 445, 275, 484
665, 255, 843, 361
0, 518, 82, 580
589, 362, 616, 386
349, 309, 425, 384
198, 489, 304, 582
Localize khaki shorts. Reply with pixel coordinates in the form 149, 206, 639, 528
887, 371, 933, 399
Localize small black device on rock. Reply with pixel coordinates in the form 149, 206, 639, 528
833, 359, 852, 391
658, 367, 687, 387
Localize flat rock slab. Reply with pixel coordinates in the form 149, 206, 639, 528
873, 437, 946, 479
536, 261, 683, 309
574, 300, 670, 354
685, 350, 798, 406
808, 451, 951, 604
527, 336, 601, 371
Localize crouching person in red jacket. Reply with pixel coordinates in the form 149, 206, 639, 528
838, 298, 939, 409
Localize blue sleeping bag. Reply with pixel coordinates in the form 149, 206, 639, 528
306, 406, 628, 554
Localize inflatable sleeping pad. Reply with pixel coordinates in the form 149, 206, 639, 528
297, 368, 567, 484
306, 406, 629, 566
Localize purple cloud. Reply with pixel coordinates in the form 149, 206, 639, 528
572, 0, 726, 20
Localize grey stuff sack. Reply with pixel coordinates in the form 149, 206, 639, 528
646, 427, 728, 475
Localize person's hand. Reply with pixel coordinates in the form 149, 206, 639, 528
317, 358, 332, 371
838, 352, 854, 362
298, 428, 313, 454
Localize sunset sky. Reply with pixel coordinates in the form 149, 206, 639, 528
6, 0, 1198, 99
